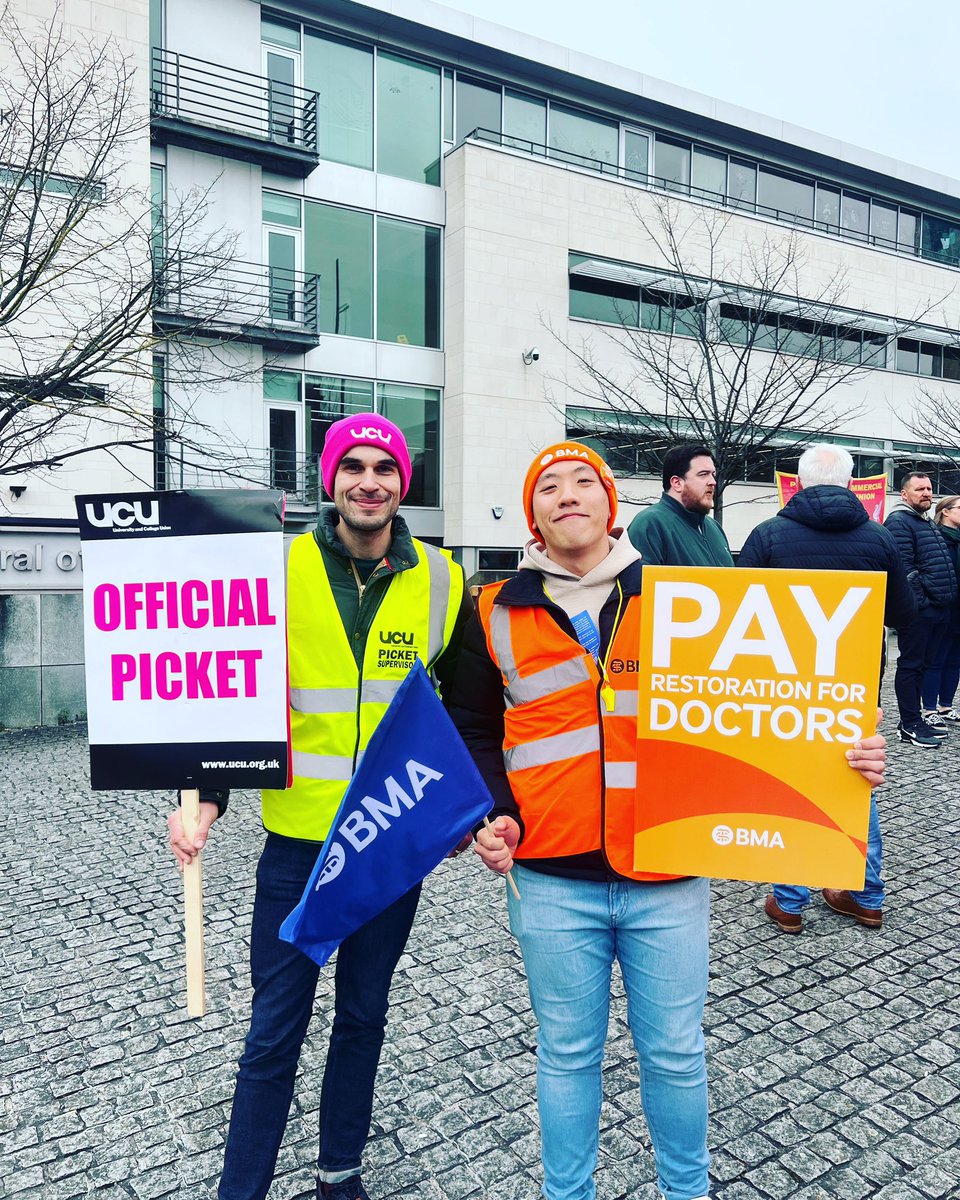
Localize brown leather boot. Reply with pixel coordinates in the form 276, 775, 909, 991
822, 889, 882, 928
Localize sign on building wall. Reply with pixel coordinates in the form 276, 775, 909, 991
776, 472, 888, 521
0, 529, 83, 589
633, 565, 885, 886
76, 490, 290, 791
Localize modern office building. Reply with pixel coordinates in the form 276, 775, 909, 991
4, 0, 960, 725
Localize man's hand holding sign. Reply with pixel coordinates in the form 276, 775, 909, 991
634, 565, 886, 884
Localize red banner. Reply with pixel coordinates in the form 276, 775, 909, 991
775, 472, 887, 522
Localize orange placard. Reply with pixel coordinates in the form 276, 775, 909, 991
634, 566, 886, 885
775, 472, 887, 522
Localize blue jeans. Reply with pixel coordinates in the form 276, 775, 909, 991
508, 867, 710, 1200
773, 793, 884, 913
921, 625, 960, 710
219, 833, 421, 1200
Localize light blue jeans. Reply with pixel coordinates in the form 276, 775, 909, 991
773, 792, 884, 914
508, 867, 710, 1200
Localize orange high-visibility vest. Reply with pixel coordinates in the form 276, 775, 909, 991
477, 578, 674, 882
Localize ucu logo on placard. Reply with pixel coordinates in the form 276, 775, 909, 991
350, 426, 392, 445
84, 500, 160, 529
380, 630, 414, 645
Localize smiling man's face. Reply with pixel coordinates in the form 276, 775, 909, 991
333, 445, 402, 534
531, 459, 610, 559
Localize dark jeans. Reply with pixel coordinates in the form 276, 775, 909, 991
894, 605, 951, 728
219, 833, 422, 1200
921, 623, 960, 710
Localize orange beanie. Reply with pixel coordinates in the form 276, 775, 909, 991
522, 442, 618, 537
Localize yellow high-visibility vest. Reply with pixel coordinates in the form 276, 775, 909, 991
261, 532, 463, 840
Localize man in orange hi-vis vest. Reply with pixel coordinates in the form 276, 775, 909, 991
448, 442, 888, 1200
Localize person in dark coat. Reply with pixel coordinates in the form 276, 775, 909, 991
884, 471, 958, 746
920, 495, 960, 724
739, 443, 916, 934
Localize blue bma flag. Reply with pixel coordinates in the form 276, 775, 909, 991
279, 660, 494, 967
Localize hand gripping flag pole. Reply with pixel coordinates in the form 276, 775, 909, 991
483, 817, 521, 901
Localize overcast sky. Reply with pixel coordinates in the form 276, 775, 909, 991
426, 0, 960, 183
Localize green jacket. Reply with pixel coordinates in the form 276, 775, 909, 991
627, 493, 733, 567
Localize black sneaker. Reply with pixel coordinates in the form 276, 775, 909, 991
898, 722, 941, 747
922, 712, 949, 735
319, 1178, 370, 1200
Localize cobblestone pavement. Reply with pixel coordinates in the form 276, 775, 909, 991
2, 676, 959, 1200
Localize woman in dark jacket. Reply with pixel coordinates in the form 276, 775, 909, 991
922, 496, 960, 724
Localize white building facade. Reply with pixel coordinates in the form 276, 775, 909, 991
4, 0, 960, 725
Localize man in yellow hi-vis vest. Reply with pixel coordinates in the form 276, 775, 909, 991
168, 415, 470, 1200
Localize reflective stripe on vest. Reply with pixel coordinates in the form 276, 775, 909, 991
479, 581, 675, 881
262, 533, 462, 840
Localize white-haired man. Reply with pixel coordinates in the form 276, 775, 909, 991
738, 443, 915, 933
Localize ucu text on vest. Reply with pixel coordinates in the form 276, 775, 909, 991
377, 628, 419, 668
313, 759, 443, 886
649, 580, 872, 743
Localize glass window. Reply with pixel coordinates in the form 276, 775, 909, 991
264, 370, 301, 401
896, 338, 920, 373
623, 130, 650, 181
265, 51, 297, 144
305, 376, 374, 460
841, 192, 869, 241
944, 346, 960, 380
549, 103, 618, 168
728, 159, 756, 209
641, 288, 671, 332
455, 76, 501, 144
863, 332, 887, 368
919, 342, 942, 377
655, 136, 690, 192
898, 210, 919, 255
377, 383, 440, 506
304, 202, 373, 338
570, 275, 639, 326
835, 326, 863, 363
150, 166, 164, 269
871, 201, 898, 249
758, 167, 813, 222
150, 0, 163, 49
376, 51, 440, 186
922, 214, 960, 266
478, 549, 520, 573
718, 303, 750, 344
691, 147, 726, 200
263, 191, 301, 227
443, 70, 454, 143
815, 184, 840, 232
505, 90, 546, 151
304, 32, 373, 170
376, 217, 441, 348
779, 315, 818, 357
261, 16, 300, 50
672, 296, 702, 338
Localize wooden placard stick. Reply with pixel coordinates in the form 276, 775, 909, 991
180, 787, 207, 1016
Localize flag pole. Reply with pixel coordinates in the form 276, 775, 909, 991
180, 787, 207, 1016
483, 817, 521, 901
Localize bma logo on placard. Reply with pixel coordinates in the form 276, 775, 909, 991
84, 499, 160, 530
712, 824, 785, 849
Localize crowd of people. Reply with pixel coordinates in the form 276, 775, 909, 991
167, 426, 949, 1200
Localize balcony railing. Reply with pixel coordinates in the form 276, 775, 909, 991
153, 257, 321, 351
151, 48, 319, 175
463, 128, 933, 263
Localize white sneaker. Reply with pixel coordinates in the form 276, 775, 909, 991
923, 711, 948, 728
938, 707, 960, 722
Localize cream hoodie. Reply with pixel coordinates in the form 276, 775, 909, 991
518, 529, 641, 634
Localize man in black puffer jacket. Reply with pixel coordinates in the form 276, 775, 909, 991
884, 471, 958, 747
739, 443, 915, 934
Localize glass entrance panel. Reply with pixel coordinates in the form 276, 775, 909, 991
268, 407, 299, 493
265, 50, 298, 143
266, 230, 298, 322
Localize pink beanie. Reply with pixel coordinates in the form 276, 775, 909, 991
320, 414, 412, 499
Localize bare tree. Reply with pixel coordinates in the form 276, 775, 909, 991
0, 5, 269, 487
558, 194, 937, 523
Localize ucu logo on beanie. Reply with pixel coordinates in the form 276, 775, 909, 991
349, 426, 393, 445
